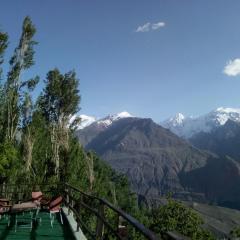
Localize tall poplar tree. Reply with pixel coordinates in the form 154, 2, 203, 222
0, 31, 8, 79
21, 77, 39, 173
0, 31, 8, 139
4, 16, 37, 142
40, 68, 80, 179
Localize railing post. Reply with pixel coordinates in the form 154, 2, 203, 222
75, 194, 83, 232
65, 185, 71, 215
70, 189, 74, 213
115, 213, 120, 231
118, 215, 128, 239
65, 185, 69, 203
96, 202, 105, 239
76, 220, 80, 232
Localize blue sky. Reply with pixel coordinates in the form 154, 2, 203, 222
1, 0, 240, 121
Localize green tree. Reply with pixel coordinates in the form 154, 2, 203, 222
21, 87, 39, 173
150, 198, 215, 240
230, 226, 240, 238
40, 68, 80, 178
0, 31, 8, 80
4, 16, 37, 142
0, 142, 20, 184
0, 31, 8, 139
29, 110, 54, 183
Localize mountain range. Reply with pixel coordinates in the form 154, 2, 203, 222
76, 107, 240, 139
161, 107, 240, 138
76, 108, 240, 208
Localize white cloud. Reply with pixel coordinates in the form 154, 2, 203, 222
223, 58, 240, 76
136, 22, 151, 33
135, 21, 165, 33
152, 22, 165, 30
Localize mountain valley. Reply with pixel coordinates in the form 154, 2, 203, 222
76, 111, 240, 209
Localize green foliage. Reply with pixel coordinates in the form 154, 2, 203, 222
28, 111, 54, 182
61, 135, 87, 185
0, 32, 8, 137
230, 226, 240, 238
37, 68, 81, 178
0, 141, 20, 183
150, 198, 215, 240
0, 31, 8, 60
9, 16, 37, 69
4, 16, 38, 143
0, 31, 8, 79
40, 68, 80, 123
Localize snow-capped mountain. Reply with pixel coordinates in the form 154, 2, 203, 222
70, 114, 96, 130
163, 113, 186, 128
75, 111, 133, 130
161, 107, 240, 138
76, 111, 134, 146
96, 111, 133, 128
78, 115, 97, 129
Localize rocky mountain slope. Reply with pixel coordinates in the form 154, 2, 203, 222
190, 120, 240, 161
77, 117, 240, 206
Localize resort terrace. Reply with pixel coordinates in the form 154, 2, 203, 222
0, 183, 186, 240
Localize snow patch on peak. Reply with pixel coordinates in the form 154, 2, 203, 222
208, 107, 240, 126
115, 111, 133, 119
70, 114, 96, 130
108, 111, 133, 121
170, 113, 185, 126
75, 111, 134, 130
215, 107, 240, 114
79, 115, 97, 128
161, 113, 189, 137
97, 111, 133, 127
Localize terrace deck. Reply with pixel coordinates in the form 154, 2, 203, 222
0, 211, 76, 240
0, 183, 165, 240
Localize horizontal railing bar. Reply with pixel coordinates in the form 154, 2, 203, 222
67, 193, 98, 213
165, 231, 190, 240
65, 183, 99, 200
0, 190, 54, 194
0, 183, 62, 186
